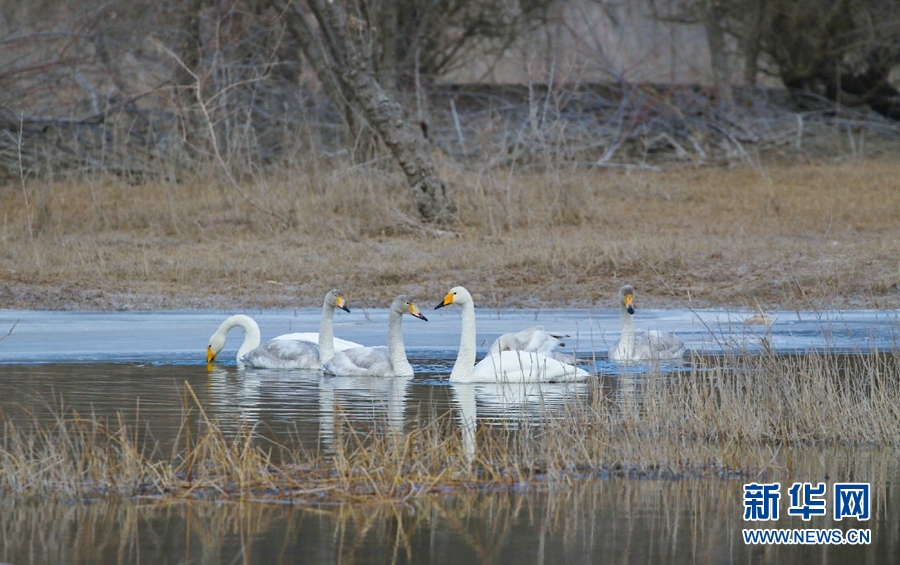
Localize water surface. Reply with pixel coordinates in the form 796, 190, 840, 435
1, 306, 897, 364
0, 307, 898, 564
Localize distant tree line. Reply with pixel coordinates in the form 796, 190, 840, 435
652, 0, 900, 118
1, 0, 899, 222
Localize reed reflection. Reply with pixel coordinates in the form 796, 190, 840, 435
2, 471, 897, 565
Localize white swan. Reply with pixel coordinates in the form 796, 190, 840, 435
609, 285, 684, 361
206, 289, 361, 368
322, 295, 428, 377
435, 286, 590, 383
488, 325, 577, 364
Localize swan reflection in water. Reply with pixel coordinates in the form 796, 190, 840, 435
205, 365, 322, 429
318, 374, 412, 448
450, 381, 590, 460
206, 364, 588, 459
205, 366, 411, 450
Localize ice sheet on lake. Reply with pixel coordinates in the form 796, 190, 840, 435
0, 307, 897, 363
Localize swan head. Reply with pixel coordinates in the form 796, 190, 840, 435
325, 288, 351, 313
392, 294, 428, 321
207, 331, 226, 363
619, 285, 635, 315
434, 286, 472, 310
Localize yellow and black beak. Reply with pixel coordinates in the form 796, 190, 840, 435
624, 294, 635, 315
434, 292, 454, 310
336, 295, 350, 313
206, 344, 216, 363
409, 302, 428, 321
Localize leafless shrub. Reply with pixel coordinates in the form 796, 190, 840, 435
424, 82, 900, 168
0, 0, 896, 189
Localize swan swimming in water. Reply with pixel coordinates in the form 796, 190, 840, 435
206, 289, 361, 368
609, 285, 684, 362
435, 286, 590, 383
488, 325, 577, 364
322, 295, 428, 377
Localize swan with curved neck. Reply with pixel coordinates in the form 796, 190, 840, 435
609, 284, 684, 361
434, 286, 589, 383
206, 314, 262, 364
206, 289, 361, 368
323, 295, 427, 377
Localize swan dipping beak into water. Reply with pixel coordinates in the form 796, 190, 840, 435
435, 286, 589, 383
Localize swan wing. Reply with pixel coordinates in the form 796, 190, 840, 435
273, 332, 363, 351
548, 350, 578, 364
625, 330, 684, 360
644, 330, 685, 359
468, 351, 589, 383
488, 325, 567, 355
323, 346, 397, 377
242, 338, 320, 369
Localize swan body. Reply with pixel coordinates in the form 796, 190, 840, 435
609, 285, 684, 362
435, 286, 590, 383
270, 332, 362, 352
323, 295, 427, 377
488, 325, 577, 364
206, 289, 361, 368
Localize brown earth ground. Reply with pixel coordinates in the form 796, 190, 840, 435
1, 159, 899, 312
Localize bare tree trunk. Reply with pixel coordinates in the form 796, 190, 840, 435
376, 0, 399, 99
702, 0, 734, 106
167, 0, 212, 161
741, 0, 765, 86
275, 0, 455, 222
342, 43, 454, 221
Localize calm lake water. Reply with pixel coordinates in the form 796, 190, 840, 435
0, 307, 898, 564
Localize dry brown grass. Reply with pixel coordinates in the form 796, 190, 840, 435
1, 159, 900, 310
1, 351, 899, 502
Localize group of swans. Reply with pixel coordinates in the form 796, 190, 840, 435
322, 296, 428, 378
207, 289, 363, 369
207, 290, 428, 376
207, 284, 683, 382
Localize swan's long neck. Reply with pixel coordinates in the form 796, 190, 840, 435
318, 300, 336, 362
450, 301, 477, 381
223, 315, 261, 363
619, 303, 635, 357
386, 309, 409, 369
452, 383, 477, 462
387, 376, 409, 433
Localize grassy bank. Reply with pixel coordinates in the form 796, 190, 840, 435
1, 160, 900, 311
1, 350, 898, 502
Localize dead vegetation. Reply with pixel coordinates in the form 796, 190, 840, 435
1, 350, 899, 502
1, 160, 900, 311
0, 480, 772, 562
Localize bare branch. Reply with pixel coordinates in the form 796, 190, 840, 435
0, 320, 19, 344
